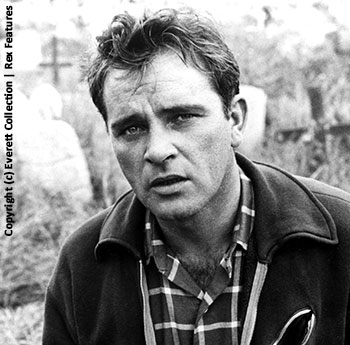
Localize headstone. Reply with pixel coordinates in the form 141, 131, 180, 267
0, 89, 93, 204
238, 85, 267, 156
14, 119, 93, 204
29, 83, 63, 120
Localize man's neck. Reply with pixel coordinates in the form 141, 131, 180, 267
156, 168, 241, 260
154, 167, 241, 290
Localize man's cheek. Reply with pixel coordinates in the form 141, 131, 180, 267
114, 153, 133, 178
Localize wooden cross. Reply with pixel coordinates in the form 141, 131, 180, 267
39, 35, 72, 85
275, 86, 350, 177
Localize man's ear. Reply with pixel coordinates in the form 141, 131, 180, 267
229, 94, 248, 148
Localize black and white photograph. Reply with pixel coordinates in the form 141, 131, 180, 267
1, 0, 350, 344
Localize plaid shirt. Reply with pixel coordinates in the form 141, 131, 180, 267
144, 171, 255, 345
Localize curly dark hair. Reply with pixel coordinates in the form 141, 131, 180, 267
87, 8, 240, 123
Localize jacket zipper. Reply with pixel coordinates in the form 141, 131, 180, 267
240, 262, 269, 345
139, 260, 157, 345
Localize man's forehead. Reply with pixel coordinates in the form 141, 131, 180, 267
104, 69, 176, 96
103, 51, 213, 98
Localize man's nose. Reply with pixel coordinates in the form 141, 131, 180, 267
144, 125, 177, 164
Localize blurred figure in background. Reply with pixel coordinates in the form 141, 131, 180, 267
43, 8, 350, 345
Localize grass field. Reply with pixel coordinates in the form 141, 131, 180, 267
0, 302, 44, 345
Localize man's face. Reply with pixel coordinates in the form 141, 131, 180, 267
104, 51, 243, 220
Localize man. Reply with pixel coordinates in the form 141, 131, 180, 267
43, 8, 350, 345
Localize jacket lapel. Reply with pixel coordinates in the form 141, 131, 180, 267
236, 153, 338, 345
236, 153, 338, 264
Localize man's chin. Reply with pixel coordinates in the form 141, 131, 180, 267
147, 200, 201, 221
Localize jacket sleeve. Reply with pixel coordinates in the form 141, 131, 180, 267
42, 245, 79, 345
43, 289, 78, 344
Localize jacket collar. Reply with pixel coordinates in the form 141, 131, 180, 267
95, 153, 338, 263
95, 192, 145, 260
236, 153, 338, 263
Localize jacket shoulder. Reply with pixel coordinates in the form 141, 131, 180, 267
255, 159, 350, 207
58, 190, 134, 264
297, 176, 350, 231
61, 208, 110, 256
253, 158, 350, 232
297, 176, 350, 205
47, 191, 135, 300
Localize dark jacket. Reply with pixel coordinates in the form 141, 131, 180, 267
43, 154, 350, 345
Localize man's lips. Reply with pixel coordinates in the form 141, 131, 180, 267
150, 175, 188, 188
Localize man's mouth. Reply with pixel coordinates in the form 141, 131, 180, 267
150, 175, 188, 188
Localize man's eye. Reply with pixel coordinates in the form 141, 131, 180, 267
175, 114, 195, 122
123, 126, 144, 136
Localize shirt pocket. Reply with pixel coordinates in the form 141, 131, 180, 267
271, 307, 316, 345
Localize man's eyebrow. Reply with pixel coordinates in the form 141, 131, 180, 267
109, 105, 206, 131
159, 105, 206, 115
